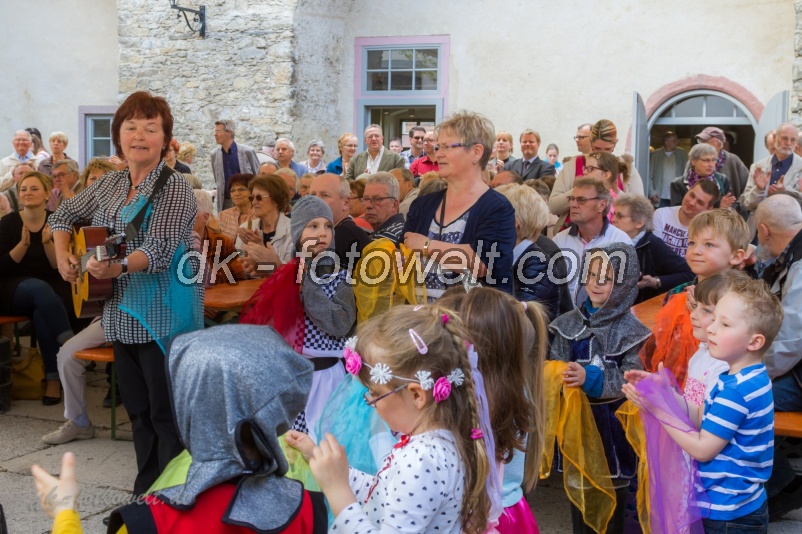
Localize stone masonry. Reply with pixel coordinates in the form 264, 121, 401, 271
117, 0, 348, 188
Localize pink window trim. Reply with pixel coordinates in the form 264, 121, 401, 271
625, 75, 765, 151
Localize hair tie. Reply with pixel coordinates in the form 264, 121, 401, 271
441, 313, 449, 325
470, 428, 484, 440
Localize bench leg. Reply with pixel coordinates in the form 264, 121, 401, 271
110, 363, 117, 441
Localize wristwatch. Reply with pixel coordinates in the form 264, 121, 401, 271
423, 239, 431, 256
119, 257, 128, 276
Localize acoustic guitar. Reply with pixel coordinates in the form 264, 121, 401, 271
71, 226, 126, 318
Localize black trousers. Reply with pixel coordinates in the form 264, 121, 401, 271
113, 340, 183, 495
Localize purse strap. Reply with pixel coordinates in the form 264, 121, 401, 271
124, 164, 174, 241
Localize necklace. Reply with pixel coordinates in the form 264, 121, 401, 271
130, 183, 141, 191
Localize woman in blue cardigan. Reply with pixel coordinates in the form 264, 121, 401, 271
402, 111, 516, 300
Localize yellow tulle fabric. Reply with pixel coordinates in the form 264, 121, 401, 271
615, 400, 651, 533
353, 239, 426, 323
540, 361, 616, 533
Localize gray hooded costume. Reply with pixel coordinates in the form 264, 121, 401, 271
548, 243, 650, 487
549, 243, 651, 399
110, 325, 317, 532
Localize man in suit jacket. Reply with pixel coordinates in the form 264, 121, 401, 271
345, 124, 405, 181
504, 129, 555, 180
211, 119, 261, 212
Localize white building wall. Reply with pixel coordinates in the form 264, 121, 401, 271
0, 0, 118, 161
339, 0, 794, 158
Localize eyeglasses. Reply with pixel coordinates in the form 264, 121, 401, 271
574, 135, 589, 141
363, 383, 408, 407
412, 136, 425, 141
52, 172, 74, 180
567, 196, 601, 205
362, 196, 394, 205
434, 143, 468, 153
423, 139, 435, 144
248, 194, 268, 202
230, 187, 249, 194
350, 195, 363, 201
612, 212, 631, 220
583, 165, 603, 174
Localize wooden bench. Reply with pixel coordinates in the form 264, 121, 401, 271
74, 347, 118, 440
0, 316, 30, 356
776, 412, 802, 439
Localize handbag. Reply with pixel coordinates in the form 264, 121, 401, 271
11, 347, 44, 400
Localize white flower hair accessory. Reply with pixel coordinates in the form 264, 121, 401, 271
370, 362, 393, 385
415, 370, 434, 391
447, 368, 465, 387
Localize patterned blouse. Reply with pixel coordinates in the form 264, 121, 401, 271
49, 161, 199, 345
218, 206, 252, 241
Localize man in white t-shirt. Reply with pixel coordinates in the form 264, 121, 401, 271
652, 180, 718, 257
553, 177, 633, 298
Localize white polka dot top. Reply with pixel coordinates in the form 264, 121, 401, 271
331, 429, 466, 533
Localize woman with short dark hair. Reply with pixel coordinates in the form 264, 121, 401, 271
50, 91, 202, 495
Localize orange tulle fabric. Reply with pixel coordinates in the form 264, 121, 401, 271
353, 240, 426, 324
240, 258, 305, 353
540, 361, 616, 533
639, 293, 698, 388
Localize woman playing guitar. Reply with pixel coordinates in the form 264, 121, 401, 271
50, 91, 203, 495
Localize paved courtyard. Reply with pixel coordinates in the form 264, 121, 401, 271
1, 365, 801, 533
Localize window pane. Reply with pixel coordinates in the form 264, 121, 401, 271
390, 71, 413, 91
674, 96, 704, 117
93, 139, 112, 158
735, 107, 746, 117
367, 72, 389, 91
367, 50, 389, 70
415, 49, 438, 69
705, 96, 735, 117
93, 118, 111, 138
390, 49, 414, 70
415, 70, 438, 90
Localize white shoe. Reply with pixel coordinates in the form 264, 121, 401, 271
42, 421, 95, 445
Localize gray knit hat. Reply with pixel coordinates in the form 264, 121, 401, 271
290, 194, 333, 247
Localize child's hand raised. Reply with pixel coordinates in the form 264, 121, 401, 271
563, 362, 586, 387
621, 383, 643, 409
285, 430, 316, 462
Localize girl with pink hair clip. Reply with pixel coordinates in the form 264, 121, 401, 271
287, 304, 500, 533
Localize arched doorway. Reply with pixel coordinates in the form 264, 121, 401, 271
649, 90, 757, 166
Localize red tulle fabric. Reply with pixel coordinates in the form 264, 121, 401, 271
639, 292, 699, 388
240, 258, 305, 353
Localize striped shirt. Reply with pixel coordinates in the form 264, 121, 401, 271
698, 363, 773, 520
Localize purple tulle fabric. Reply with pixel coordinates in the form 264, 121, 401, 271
636, 369, 709, 534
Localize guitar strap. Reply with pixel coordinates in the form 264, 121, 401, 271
124, 165, 174, 242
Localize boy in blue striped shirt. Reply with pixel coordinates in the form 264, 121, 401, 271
644, 277, 783, 532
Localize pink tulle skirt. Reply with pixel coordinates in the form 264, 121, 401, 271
497, 497, 540, 534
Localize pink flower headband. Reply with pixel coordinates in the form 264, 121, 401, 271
343, 335, 464, 403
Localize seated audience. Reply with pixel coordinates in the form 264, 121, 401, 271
552, 177, 632, 298
390, 168, 419, 218
364, 172, 404, 243
236, 174, 294, 277
275, 167, 300, 207
612, 194, 694, 303
79, 158, 115, 189
300, 139, 326, 174
37, 131, 75, 178
652, 179, 719, 257
192, 189, 246, 285
218, 173, 254, 240
164, 138, 191, 174
497, 183, 567, 319
348, 179, 373, 231
326, 132, 359, 176
670, 143, 734, 208
0, 171, 75, 403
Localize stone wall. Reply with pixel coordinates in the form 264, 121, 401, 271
794, 0, 802, 125
117, 0, 348, 188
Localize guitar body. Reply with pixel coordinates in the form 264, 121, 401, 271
71, 226, 124, 318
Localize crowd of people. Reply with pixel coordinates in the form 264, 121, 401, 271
4, 91, 802, 533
